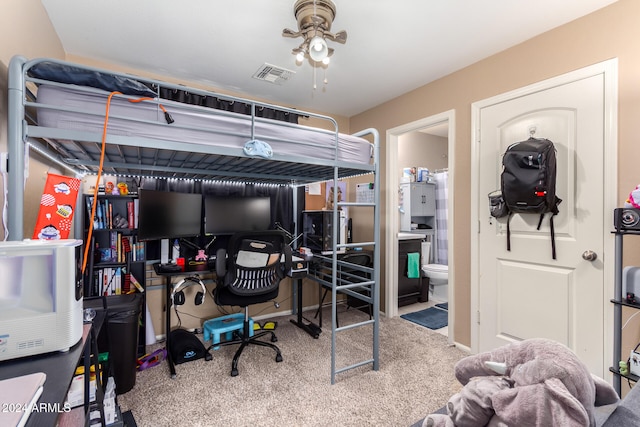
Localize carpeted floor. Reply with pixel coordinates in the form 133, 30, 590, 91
117, 307, 467, 427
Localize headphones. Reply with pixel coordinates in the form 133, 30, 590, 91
171, 276, 206, 306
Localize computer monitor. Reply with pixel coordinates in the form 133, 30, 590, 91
204, 196, 271, 235
137, 189, 203, 241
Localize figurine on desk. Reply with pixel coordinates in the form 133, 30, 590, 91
157, 237, 218, 273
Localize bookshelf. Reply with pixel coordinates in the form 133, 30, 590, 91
84, 194, 146, 355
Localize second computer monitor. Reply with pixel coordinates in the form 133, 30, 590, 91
204, 196, 271, 235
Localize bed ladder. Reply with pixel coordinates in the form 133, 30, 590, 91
327, 128, 380, 384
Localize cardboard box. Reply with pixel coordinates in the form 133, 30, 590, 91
65, 374, 96, 408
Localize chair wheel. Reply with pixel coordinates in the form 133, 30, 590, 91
231, 368, 239, 377
271, 335, 278, 343
275, 354, 283, 363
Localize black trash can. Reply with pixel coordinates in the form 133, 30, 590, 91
95, 294, 143, 394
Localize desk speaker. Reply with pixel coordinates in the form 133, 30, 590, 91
614, 208, 640, 231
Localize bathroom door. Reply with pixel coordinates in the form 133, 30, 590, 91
474, 62, 615, 376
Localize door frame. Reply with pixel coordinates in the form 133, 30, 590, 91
470, 59, 618, 371
386, 109, 456, 345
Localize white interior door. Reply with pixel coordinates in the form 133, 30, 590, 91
476, 72, 609, 375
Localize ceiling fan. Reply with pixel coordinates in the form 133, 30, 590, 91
282, 0, 347, 65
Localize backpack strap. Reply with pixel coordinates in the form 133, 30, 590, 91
549, 197, 561, 260
536, 211, 558, 260
550, 215, 557, 260
506, 212, 513, 252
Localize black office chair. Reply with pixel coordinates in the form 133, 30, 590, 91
211, 230, 292, 376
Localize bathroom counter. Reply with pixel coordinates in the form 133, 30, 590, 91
397, 232, 427, 240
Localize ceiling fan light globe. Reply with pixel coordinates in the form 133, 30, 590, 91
296, 52, 305, 62
308, 36, 328, 62
322, 57, 330, 65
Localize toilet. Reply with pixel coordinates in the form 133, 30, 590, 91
421, 242, 449, 302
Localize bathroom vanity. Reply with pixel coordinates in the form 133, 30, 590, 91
397, 233, 428, 306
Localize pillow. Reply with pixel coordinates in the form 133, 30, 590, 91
29, 61, 157, 97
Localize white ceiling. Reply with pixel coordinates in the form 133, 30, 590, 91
40, 0, 617, 117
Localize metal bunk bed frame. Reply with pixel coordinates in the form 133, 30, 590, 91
6, 56, 380, 383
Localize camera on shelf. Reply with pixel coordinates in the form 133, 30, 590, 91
614, 208, 640, 231
626, 292, 637, 305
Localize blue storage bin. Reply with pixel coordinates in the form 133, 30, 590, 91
202, 313, 253, 350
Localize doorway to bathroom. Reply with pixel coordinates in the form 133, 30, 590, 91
386, 110, 455, 343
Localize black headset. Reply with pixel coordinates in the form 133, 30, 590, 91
171, 276, 206, 306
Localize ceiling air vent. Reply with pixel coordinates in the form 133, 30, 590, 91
252, 63, 295, 85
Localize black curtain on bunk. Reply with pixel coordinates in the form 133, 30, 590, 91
158, 88, 303, 124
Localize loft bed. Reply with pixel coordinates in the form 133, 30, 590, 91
6, 56, 380, 384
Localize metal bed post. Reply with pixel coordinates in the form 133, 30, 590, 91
331, 123, 340, 385
292, 183, 299, 315
7, 56, 27, 241
369, 128, 381, 371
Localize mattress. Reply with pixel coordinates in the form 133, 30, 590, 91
35, 84, 373, 165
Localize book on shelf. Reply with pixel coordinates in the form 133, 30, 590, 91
115, 267, 122, 295
134, 198, 139, 228
121, 235, 132, 261
96, 199, 105, 229
132, 240, 145, 262
94, 266, 128, 296
129, 271, 145, 293
96, 267, 145, 296
87, 196, 139, 230
95, 233, 143, 264
109, 231, 118, 262
108, 202, 113, 229
127, 201, 135, 229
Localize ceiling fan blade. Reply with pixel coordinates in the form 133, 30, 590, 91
323, 30, 347, 44
282, 28, 302, 38
333, 30, 347, 44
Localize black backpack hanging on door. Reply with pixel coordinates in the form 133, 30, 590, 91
501, 137, 561, 259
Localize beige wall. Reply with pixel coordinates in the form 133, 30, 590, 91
0, 0, 65, 241
350, 0, 640, 348
398, 132, 448, 176
0, 0, 64, 66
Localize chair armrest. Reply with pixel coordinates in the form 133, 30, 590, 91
282, 245, 293, 271
216, 248, 227, 277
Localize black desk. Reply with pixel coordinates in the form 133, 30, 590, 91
290, 275, 322, 339
153, 263, 213, 378
288, 255, 322, 339
0, 309, 105, 427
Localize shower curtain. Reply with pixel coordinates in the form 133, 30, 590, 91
434, 171, 448, 264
